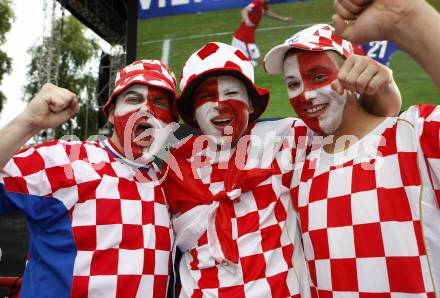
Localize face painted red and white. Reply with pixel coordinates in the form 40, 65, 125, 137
193, 75, 251, 147
110, 83, 173, 163
283, 51, 347, 135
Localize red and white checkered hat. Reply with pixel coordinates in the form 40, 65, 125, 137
264, 24, 354, 74
102, 59, 178, 120
177, 42, 269, 128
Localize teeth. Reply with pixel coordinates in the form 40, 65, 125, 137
212, 118, 232, 124
305, 104, 327, 114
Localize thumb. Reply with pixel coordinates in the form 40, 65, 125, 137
332, 14, 356, 42
331, 79, 344, 95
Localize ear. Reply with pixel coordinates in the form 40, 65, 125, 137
248, 100, 255, 114
108, 104, 116, 125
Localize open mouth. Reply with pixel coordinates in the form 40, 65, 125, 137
133, 122, 154, 147
211, 116, 233, 128
304, 103, 328, 116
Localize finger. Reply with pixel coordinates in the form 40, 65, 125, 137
337, 56, 357, 91
332, 14, 355, 42
355, 64, 379, 94
366, 69, 392, 95
331, 80, 344, 95
336, 0, 367, 16
333, 0, 358, 20
49, 89, 77, 113
344, 56, 370, 93
53, 96, 80, 125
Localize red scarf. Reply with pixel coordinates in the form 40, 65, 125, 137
162, 136, 275, 263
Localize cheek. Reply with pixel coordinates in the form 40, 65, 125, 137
219, 100, 249, 136
147, 90, 174, 123
148, 104, 173, 123
113, 114, 131, 146
289, 97, 324, 134
195, 102, 218, 127
297, 54, 339, 91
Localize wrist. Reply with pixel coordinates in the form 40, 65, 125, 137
15, 110, 41, 136
390, 1, 435, 49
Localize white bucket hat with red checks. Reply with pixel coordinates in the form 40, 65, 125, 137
264, 24, 354, 74
177, 42, 269, 128
103, 59, 178, 120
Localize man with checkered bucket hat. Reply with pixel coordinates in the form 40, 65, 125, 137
264, 2, 440, 294
0, 60, 177, 297
160, 41, 314, 297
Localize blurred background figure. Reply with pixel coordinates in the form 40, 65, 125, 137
232, 0, 291, 66
353, 40, 399, 67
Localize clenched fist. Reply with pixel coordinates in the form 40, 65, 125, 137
332, 54, 393, 96
332, 0, 425, 44
20, 83, 80, 131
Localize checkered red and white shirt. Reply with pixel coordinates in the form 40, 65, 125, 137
0, 138, 173, 298
162, 118, 312, 298
292, 104, 440, 297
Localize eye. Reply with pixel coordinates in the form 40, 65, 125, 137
196, 93, 214, 101
312, 73, 328, 82
225, 90, 239, 97
152, 96, 169, 109
286, 79, 300, 90
125, 97, 144, 104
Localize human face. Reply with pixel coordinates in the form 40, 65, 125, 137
283, 51, 347, 135
110, 84, 173, 163
193, 75, 251, 146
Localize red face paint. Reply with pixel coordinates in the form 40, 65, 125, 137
113, 84, 173, 158
145, 86, 174, 124
285, 51, 340, 134
193, 76, 250, 146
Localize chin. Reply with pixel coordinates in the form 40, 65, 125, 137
318, 95, 345, 135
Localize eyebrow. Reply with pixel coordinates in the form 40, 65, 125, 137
284, 75, 299, 82
223, 86, 239, 93
121, 90, 144, 98
304, 65, 330, 74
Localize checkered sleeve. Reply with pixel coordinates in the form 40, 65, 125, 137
0, 140, 78, 216
401, 104, 440, 207
287, 119, 313, 213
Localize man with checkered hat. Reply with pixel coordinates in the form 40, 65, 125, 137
0, 60, 177, 297
264, 15, 440, 296
160, 41, 312, 297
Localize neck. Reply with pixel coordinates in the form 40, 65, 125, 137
323, 96, 386, 153
110, 134, 125, 156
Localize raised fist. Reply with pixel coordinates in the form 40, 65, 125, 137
332, 54, 393, 96
21, 83, 80, 131
332, 0, 424, 44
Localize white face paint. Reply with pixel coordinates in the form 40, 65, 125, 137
309, 85, 347, 134
194, 75, 250, 146
283, 52, 347, 135
115, 84, 149, 116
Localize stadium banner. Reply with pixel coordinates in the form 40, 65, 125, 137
138, 0, 303, 19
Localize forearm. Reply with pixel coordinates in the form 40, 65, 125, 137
265, 9, 288, 21
391, 2, 440, 87
0, 113, 39, 169
360, 80, 402, 117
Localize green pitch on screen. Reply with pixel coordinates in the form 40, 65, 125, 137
137, 0, 440, 119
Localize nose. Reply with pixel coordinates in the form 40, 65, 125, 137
303, 89, 317, 102
138, 101, 156, 117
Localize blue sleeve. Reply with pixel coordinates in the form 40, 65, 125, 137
0, 184, 20, 214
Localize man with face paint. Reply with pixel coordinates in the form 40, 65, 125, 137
161, 42, 312, 297
265, 21, 440, 296
0, 60, 177, 297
